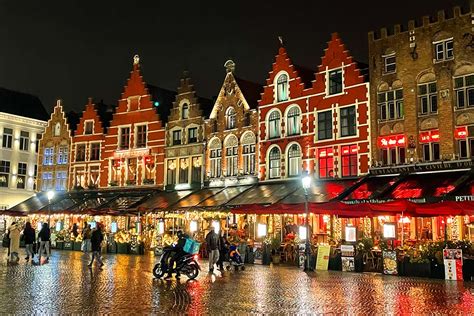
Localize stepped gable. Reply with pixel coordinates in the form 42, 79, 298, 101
74, 98, 105, 136
0, 87, 48, 121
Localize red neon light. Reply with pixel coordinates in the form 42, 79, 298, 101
455, 126, 467, 139
318, 148, 333, 158
377, 135, 406, 149
419, 130, 439, 143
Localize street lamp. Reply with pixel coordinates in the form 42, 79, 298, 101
302, 172, 313, 272
47, 190, 55, 226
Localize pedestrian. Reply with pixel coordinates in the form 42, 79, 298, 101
88, 223, 104, 268
217, 232, 229, 271
23, 222, 36, 262
8, 222, 21, 262
205, 226, 220, 273
82, 224, 92, 254
37, 223, 51, 264
72, 223, 79, 239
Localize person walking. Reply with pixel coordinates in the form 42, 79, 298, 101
82, 224, 92, 255
23, 222, 36, 262
216, 232, 229, 271
205, 226, 220, 273
37, 223, 51, 264
8, 222, 21, 262
72, 223, 79, 239
88, 223, 104, 268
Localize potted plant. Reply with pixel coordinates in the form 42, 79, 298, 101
405, 246, 431, 278
270, 237, 281, 264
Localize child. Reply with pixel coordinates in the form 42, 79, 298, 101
229, 244, 242, 264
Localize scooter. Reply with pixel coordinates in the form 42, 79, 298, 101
153, 246, 201, 280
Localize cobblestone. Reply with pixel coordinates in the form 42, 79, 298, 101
0, 249, 472, 314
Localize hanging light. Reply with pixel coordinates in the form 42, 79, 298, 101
190, 220, 198, 233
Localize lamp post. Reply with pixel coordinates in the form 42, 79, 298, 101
302, 172, 313, 272
47, 190, 55, 227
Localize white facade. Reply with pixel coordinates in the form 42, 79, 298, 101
0, 112, 47, 209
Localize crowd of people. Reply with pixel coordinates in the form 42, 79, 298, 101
3, 221, 105, 268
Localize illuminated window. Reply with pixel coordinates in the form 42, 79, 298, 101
318, 148, 333, 179
210, 149, 222, 178
41, 172, 53, 191
287, 107, 300, 136
43, 147, 54, 165
341, 145, 358, 177
287, 144, 301, 177
19, 131, 29, 151
243, 144, 255, 175
191, 157, 201, 183
167, 160, 176, 185
2, 128, 12, 149
182, 103, 189, 119
119, 127, 130, 149
378, 89, 403, 121
172, 130, 182, 146
54, 123, 61, 136
340, 106, 356, 137
226, 107, 236, 129
226, 146, 238, 176
136, 125, 147, 148
277, 74, 288, 102
268, 111, 281, 139
269, 147, 281, 179
84, 121, 93, 135
55, 171, 67, 191
57, 146, 69, 164
76, 144, 86, 162
0, 161, 10, 188
188, 127, 198, 143
328, 69, 342, 95
179, 158, 189, 183
90, 143, 100, 161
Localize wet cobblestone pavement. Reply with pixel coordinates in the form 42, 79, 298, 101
0, 249, 473, 314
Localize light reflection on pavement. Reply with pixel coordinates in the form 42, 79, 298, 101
0, 249, 472, 314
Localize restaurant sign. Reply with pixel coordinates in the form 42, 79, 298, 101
113, 148, 150, 159
377, 134, 406, 149
454, 195, 474, 202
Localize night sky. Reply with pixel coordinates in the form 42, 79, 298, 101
0, 0, 468, 113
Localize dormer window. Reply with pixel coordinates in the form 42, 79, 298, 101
383, 53, 396, 74
434, 38, 453, 62
328, 69, 343, 95
276, 74, 288, 102
84, 121, 93, 135
226, 107, 236, 130
182, 103, 189, 119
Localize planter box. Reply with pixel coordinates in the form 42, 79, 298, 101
129, 243, 144, 255
73, 242, 82, 251
430, 261, 445, 279
63, 241, 73, 250
55, 241, 64, 250
117, 243, 129, 254
463, 259, 474, 281
404, 262, 431, 278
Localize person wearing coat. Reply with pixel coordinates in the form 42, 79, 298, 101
37, 223, 51, 264
88, 224, 104, 268
23, 222, 36, 262
8, 222, 22, 262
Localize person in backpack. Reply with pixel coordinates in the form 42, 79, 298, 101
23, 222, 35, 262
88, 223, 104, 268
205, 226, 220, 273
37, 223, 51, 264
8, 222, 21, 262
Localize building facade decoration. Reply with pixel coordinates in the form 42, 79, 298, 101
100, 56, 168, 188
204, 60, 261, 187
165, 72, 211, 190
368, 6, 474, 166
37, 100, 73, 192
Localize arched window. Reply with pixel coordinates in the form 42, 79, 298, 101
277, 74, 288, 102
224, 135, 238, 176
287, 107, 300, 136
54, 123, 61, 136
287, 144, 301, 177
268, 111, 281, 139
182, 103, 189, 119
226, 107, 236, 130
241, 132, 256, 175
269, 147, 281, 179
209, 138, 222, 178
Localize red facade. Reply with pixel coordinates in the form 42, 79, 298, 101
100, 57, 166, 187
259, 34, 370, 181
70, 98, 106, 189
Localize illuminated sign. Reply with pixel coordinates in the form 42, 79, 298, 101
319, 148, 333, 158
455, 126, 467, 139
419, 130, 440, 143
377, 135, 406, 149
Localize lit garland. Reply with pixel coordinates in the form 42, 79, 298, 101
333, 217, 342, 241
363, 217, 372, 238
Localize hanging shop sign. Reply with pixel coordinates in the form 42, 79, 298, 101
419, 130, 440, 143
383, 223, 397, 239
345, 226, 357, 242
443, 249, 463, 281
382, 251, 398, 275
377, 134, 406, 149
316, 244, 331, 271
341, 244, 355, 272
454, 126, 468, 139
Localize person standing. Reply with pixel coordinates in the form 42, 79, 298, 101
88, 223, 104, 268
8, 222, 21, 262
37, 223, 51, 264
205, 226, 220, 273
23, 222, 35, 262
82, 224, 92, 255
216, 232, 228, 271
72, 223, 79, 239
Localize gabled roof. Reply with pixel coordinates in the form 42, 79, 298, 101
234, 77, 262, 109
147, 84, 177, 123
65, 111, 80, 136
0, 87, 48, 121
94, 100, 115, 132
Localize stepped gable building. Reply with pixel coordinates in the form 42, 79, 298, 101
0, 87, 48, 209
258, 43, 314, 180
205, 60, 261, 187
37, 100, 75, 192
164, 71, 213, 190
368, 5, 474, 167
100, 55, 175, 188
308, 33, 370, 179
70, 98, 114, 190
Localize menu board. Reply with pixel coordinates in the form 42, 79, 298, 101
382, 251, 398, 275
443, 249, 463, 281
253, 242, 263, 265
316, 245, 331, 271
345, 226, 357, 242
341, 245, 355, 272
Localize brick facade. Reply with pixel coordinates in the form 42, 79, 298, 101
100, 56, 166, 188
204, 60, 260, 187
37, 100, 72, 192
368, 6, 474, 166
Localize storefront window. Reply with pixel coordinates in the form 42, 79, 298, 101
128, 158, 137, 185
